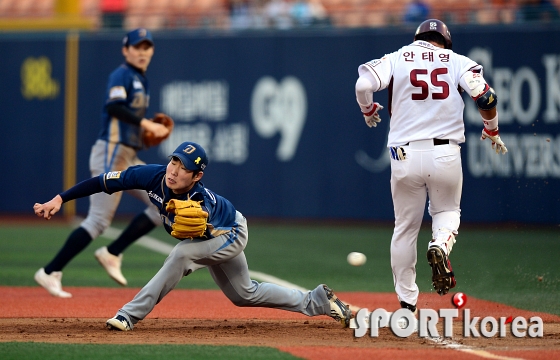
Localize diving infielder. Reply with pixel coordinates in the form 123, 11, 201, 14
34, 28, 171, 297
33, 141, 353, 330
355, 19, 507, 313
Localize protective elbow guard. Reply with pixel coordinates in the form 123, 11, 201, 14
473, 85, 498, 110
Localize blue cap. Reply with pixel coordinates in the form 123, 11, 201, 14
123, 28, 154, 47
170, 142, 208, 171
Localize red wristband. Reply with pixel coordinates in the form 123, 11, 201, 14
484, 127, 499, 137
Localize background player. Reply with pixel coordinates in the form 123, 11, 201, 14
354, 19, 507, 315
34, 28, 170, 298
33, 141, 353, 329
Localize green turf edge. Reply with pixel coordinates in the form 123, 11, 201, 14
0, 342, 301, 360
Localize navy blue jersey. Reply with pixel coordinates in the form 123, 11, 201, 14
98, 63, 150, 149
99, 165, 238, 239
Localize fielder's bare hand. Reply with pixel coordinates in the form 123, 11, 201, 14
481, 127, 508, 154
34, 195, 63, 220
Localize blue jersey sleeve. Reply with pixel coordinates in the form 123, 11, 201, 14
60, 177, 102, 202
105, 66, 131, 106
99, 164, 166, 194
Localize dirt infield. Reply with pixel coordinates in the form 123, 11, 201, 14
1, 287, 559, 360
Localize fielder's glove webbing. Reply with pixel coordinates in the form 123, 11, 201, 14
166, 198, 208, 239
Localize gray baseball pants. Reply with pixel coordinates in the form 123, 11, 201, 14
116, 212, 331, 328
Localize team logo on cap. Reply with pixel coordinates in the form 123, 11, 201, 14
139, 28, 147, 37
183, 144, 196, 154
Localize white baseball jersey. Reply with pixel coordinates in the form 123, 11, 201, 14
358, 40, 480, 147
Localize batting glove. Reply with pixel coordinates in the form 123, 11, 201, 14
481, 127, 508, 154
363, 102, 384, 128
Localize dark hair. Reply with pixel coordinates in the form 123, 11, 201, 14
170, 155, 202, 179
415, 32, 446, 47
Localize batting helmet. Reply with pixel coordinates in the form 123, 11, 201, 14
414, 19, 452, 50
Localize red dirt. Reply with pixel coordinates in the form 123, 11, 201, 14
1, 287, 559, 360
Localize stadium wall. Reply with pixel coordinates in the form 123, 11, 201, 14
1, 26, 559, 224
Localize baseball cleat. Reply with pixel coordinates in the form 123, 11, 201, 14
34, 268, 72, 298
427, 245, 456, 296
323, 285, 352, 327
106, 315, 132, 331
95, 246, 127, 286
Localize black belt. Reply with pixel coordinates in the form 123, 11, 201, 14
404, 139, 449, 146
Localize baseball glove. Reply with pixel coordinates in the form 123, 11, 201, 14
166, 198, 208, 239
143, 113, 174, 148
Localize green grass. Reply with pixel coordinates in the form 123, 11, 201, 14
0, 342, 299, 360
1, 220, 558, 358
245, 223, 560, 315
0, 220, 558, 315
448, 226, 560, 314
0, 224, 217, 289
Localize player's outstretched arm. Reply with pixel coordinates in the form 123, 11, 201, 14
33, 195, 63, 220
33, 177, 104, 220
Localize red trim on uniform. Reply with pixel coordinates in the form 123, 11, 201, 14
469, 65, 483, 73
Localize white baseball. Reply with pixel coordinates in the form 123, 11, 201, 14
347, 252, 366, 266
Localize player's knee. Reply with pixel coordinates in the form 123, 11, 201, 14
168, 247, 191, 264
81, 218, 111, 239
226, 281, 260, 307
222, 289, 252, 307
144, 206, 160, 225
